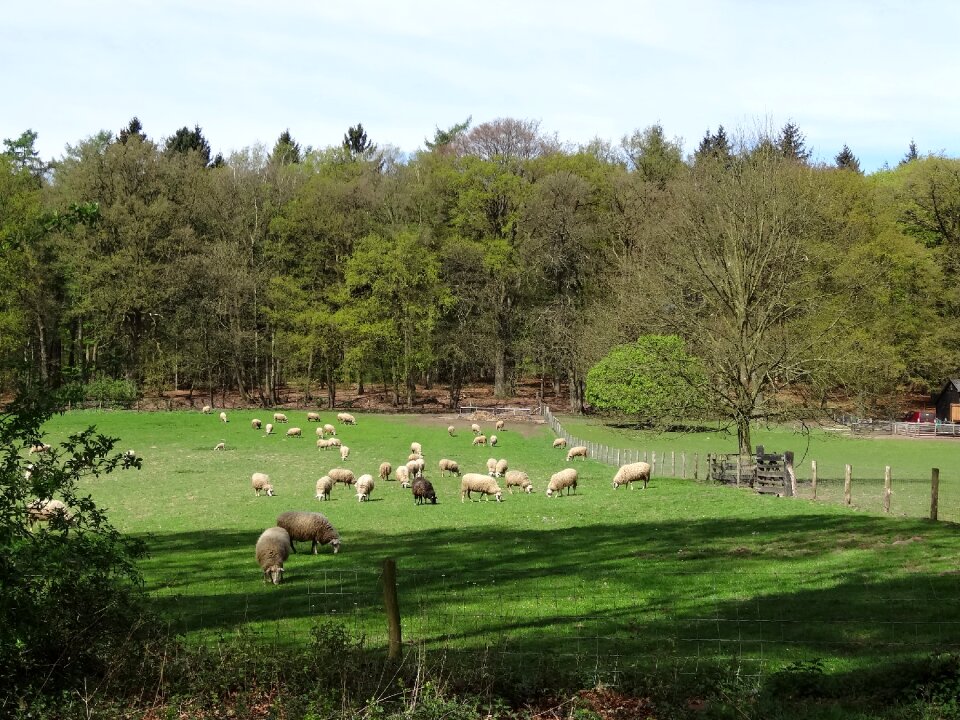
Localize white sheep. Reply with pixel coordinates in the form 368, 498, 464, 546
355, 474, 375, 502
201, 405, 212, 414
328, 468, 355, 486
326, 437, 342, 448
612, 462, 652, 490
395, 465, 411, 487
471, 423, 481, 435
337, 412, 356, 425
410, 441, 422, 455
489, 434, 498, 447
315, 475, 334, 501
286, 427, 303, 438
566, 446, 588, 461
265, 423, 274, 435
552, 438, 567, 449
251, 472, 275, 496
315, 426, 325, 438
27, 498, 73, 525
472, 435, 488, 447
546, 468, 579, 497
495, 459, 508, 477
447, 425, 456, 436
504, 470, 532, 494
274, 412, 288, 423
255, 526, 292, 584
276, 510, 341, 554
214, 442, 226, 451
219, 411, 228, 423
317, 438, 330, 449
460, 473, 503, 502
438, 458, 460, 477
29, 443, 51, 455
407, 452, 423, 461
406, 458, 425, 478
379, 462, 392, 481
486, 457, 498, 476
307, 412, 321, 422
323, 424, 336, 436
251, 418, 262, 430
340, 445, 350, 461
496, 419, 505, 431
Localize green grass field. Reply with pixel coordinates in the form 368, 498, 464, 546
38, 409, 960, 685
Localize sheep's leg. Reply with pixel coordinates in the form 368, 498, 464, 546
311, 540, 319, 555
289, 539, 298, 553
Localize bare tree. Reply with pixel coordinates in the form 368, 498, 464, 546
455, 118, 557, 164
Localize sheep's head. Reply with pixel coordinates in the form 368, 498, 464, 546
546, 488, 555, 497
330, 538, 341, 554
494, 491, 503, 502
263, 565, 284, 584
265, 485, 275, 496
524, 484, 533, 494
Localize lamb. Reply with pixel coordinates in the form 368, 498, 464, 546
286, 427, 303, 438
395, 465, 411, 487
447, 425, 456, 436
379, 462, 392, 481
495, 459, 509, 477
412, 478, 437, 505
276, 510, 341, 554
315, 426, 325, 438
471, 423, 481, 435
265, 423, 274, 435
546, 468, 579, 497
566, 446, 588, 461
201, 405, 212, 414
489, 434, 498, 447
355, 474, 375, 502
406, 458, 425, 478
472, 435, 488, 446
219, 411, 228, 423
410, 441, 422, 455
251, 472, 275, 496
612, 461, 652, 490
438, 458, 460, 477
323, 424, 336, 436
340, 445, 350, 461
327, 468, 355, 486
337, 412, 357, 425
496, 419, 505, 431
315, 475, 334, 501
273, 413, 288, 423
27, 498, 73, 525
214, 442, 226, 451
486, 457, 498, 476
251, 418, 262, 430
504, 470, 533, 494
255, 526, 293, 584
460, 473, 503, 502
307, 412, 321, 422
552, 438, 567, 449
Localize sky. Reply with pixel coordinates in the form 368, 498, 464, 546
6, 0, 959, 172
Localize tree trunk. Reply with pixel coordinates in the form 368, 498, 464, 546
494, 347, 508, 398
36, 317, 48, 384
326, 365, 336, 409
737, 416, 752, 456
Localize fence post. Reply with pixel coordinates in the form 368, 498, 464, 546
883, 466, 891, 513
811, 460, 818, 500
682, 453, 687, 479
844, 464, 852, 505
651, 451, 657, 477
784, 451, 796, 497
736, 455, 742, 488
382, 558, 402, 661
671, 451, 676, 477
694, 453, 699, 481
931, 468, 940, 521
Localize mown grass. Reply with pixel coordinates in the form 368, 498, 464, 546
38, 409, 960, 687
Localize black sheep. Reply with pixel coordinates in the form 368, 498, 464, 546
412, 478, 437, 505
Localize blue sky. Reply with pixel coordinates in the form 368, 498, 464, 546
6, 1, 958, 172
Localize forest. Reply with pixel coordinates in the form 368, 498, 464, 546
1, 118, 957, 436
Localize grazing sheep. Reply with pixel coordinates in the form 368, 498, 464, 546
328, 468, 355, 486
276, 510, 341, 554
546, 468, 579, 497
273, 413, 288, 423
23, 463, 34, 481
265, 423, 274, 435
495, 459, 509, 477
412, 478, 437, 505
317, 438, 330, 449
27, 498, 73, 525
472, 435, 488, 447
612, 462, 652, 490
286, 427, 303, 438
490, 434, 498, 447
307, 412, 321, 422
447, 425, 456, 436
323, 424, 336, 436
337, 412, 357, 425
28, 443, 51, 455
410, 441, 422, 455
504, 470, 533, 494
201, 405, 212, 414
315, 475, 334, 501
251, 418, 262, 430
125, 449, 137, 460
566, 446, 588, 461
552, 438, 567, 449
340, 445, 350, 461
219, 411, 228, 423
214, 442, 226, 451
255, 526, 293, 584
395, 465, 411, 487
355, 474, 375, 502
407, 452, 423, 461
379, 462, 392, 482
486, 457, 498, 476
406, 458, 425, 478
315, 426, 325, 438
251, 472, 275, 497
496, 419, 505, 431
460, 473, 503, 502
438, 458, 460, 477
471, 423, 481, 435
326, 438, 343, 448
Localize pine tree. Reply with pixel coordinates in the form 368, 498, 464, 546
835, 144, 862, 173
693, 125, 732, 166
425, 117, 471, 152
899, 140, 919, 166
777, 122, 811, 162
343, 123, 376, 159
117, 117, 146, 145
271, 129, 302, 165
164, 125, 213, 166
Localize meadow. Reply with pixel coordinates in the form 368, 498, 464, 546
39, 409, 960, 690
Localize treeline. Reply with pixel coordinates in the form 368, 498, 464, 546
1, 118, 957, 417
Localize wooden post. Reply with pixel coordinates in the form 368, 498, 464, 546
681, 453, 687, 479
694, 453, 699, 481
811, 460, 818, 500
931, 468, 940, 521
844, 464, 852, 505
382, 558, 402, 660
736, 455, 742, 488
651, 451, 657, 477
883, 466, 891, 513
784, 451, 795, 497
671, 451, 676, 477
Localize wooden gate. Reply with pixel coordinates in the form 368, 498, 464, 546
708, 447, 794, 496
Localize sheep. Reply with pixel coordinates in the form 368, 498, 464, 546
219, 411, 228, 423
27, 498, 73, 525
438, 458, 460, 477
323, 424, 336, 436
460, 473, 503, 502
495, 459, 509, 477
407, 452, 423, 462
328, 468, 355, 486
406, 457, 425, 478
317, 438, 330, 449
307, 412, 321, 422
355, 474, 375, 502
276, 510, 341, 554
546, 468, 579, 497
23, 462, 34, 481
28, 443, 51, 455
566, 446, 588, 461
412, 478, 437, 505
340, 445, 350, 461
326, 437, 343, 448
472, 435, 488, 446
395, 465, 411, 487
552, 438, 567, 449
214, 442, 226, 451
489, 434, 498, 447
125, 449, 137, 460
410, 441, 422, 455
612, 461, 652, 490
471, 423, 481, 435
265, 423, 274, 435
251, 418, 262, 430
256, 526, 293, 584
315, 475, 334, 501
496, 419, 505, 431
251, 472, 275, 496
447, 425, 456, 436
286, 427, 303, 438
201, 405, 212, 414
315, 426, 325, 438
273, 412, 287, 423
504, 470, 533, 494
337, 412, 356, 425
379, 462, 392, 482
486, 457, 498, 476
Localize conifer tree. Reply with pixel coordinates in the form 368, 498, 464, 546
835, 144, 862, 173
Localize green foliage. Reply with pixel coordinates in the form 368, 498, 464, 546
585, 335, 706, 423
622, 124, 685, 186
164, 124, 213, 166
835, 144, 862, 173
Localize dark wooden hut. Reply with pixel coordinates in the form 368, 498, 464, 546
934, 378, 960, 422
